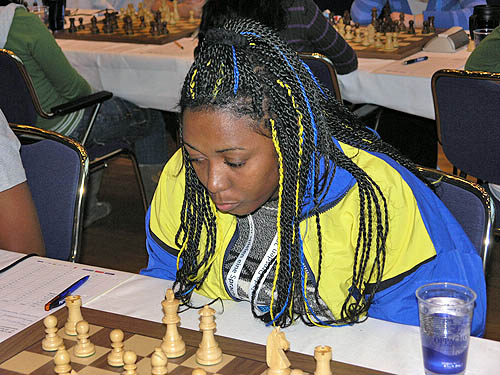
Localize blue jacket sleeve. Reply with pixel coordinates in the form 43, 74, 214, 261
140, 208, 180, 280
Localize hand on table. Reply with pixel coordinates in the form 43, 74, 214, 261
391, 12, 424, 28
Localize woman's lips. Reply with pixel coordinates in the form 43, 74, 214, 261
214, 202, 239, 212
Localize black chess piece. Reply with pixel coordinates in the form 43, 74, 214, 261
408, 19, 416, 34
343, 10, 351, 25
90, 16, 100, 34
139, 15, 146, 29
422, 20, 430, 34
78, 17, 85, 30
399, 12, 406, 32
428, 16, 436, 33
68, 17, 77, 33
150, 20, 158, 36
160, 21, 169, 35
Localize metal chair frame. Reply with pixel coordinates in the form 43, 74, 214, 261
11, 123, 89, 262
418, 166, 494, 275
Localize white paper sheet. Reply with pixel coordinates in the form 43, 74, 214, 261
0, 252, 134, 343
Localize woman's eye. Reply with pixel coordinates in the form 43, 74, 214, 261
225, 160, 245, 168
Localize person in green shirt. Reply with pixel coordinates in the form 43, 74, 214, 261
464, 25, 500, 225
0, 1, 170, 224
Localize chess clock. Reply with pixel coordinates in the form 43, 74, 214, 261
423, 26, 470, 52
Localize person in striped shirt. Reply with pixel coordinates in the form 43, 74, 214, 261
351, 0, 486, 30
198, 0, 357, 75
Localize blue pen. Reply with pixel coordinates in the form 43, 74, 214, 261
44, 275, 90, 311
403, 56, 429, 65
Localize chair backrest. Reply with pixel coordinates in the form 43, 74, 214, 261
11, 124, 89, 262
298, 52, 343, 101
431, 69, 500, 184
0, 49, 48, 125
418, 166, 494, 275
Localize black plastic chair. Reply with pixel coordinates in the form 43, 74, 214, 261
432, 69, 500, 235
418, 166, 495, 275
0, 48, 147, 212
299, 52, 383, 129
12, 124, 88, 262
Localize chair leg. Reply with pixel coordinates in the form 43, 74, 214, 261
128, 152, 148, 213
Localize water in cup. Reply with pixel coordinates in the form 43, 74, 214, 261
416, 283, 476, 375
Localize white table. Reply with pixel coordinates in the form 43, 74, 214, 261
1, 251, 499, 374
57, 36, 472, 119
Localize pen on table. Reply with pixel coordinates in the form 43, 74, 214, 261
174, 41, 184, 50
44, 275, 90, 311
403, 56, 429, 65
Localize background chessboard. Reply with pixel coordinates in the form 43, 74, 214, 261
0, 307, 389, 375
344, 27, 436, 59
54, 16, 200, 45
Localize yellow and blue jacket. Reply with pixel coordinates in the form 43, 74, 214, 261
142, 142, 486, 336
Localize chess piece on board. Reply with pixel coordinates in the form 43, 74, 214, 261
422, 20, 430, 34
42, 314, 63, 351
393, 31, 399, 48
384, 32, 394, 50
408, 20, 416, 34
74, 320, 96, 357
314, 345, 332, 375
189, 10, 195, 23
78, 17, 85, 30
266, 327, 291, 375
429, 16, 436, 33
192, 369, 207, 375
354, 24, 362, 43
344, 25, 353, 40
69, 18, 77, 33
173, 0, 180, 20
362, 30, 371, 46
367, 23, 375, 44
196, 305, 223, 366
64, 295, 84, 336
375, 32, 383, 48
123, 350, 138, 375
107, 328, 125, 366
54, 345, 73, 375
151, 347, 168, 375
90, 16, 100, 34
161, 288, 186, 358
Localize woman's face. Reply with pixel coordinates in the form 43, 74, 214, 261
182, 108, 279, 216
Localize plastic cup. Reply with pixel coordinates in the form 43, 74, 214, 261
473, 28, 494, 46
30, 5, 49, 26
416, 282, 476, 375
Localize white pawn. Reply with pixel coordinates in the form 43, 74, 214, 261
314, 345, 332, 375
192, 369, 207, 375
74, 320, 96, 357
161, 289, 186, 358
64, 295, 84, 336
42, 314, 63, 351
188, 10, 195, 23
195, 305, 222, 366
344, 25, 353, 40
54, 345, 72, 375
123, 351, 138, 375
151, 347, 168, 375
107, 328, 125, 366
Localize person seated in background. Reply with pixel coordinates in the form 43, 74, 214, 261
142, 17, 486, 335
314, 0, 354, 16
350, 0, 486, 29
465, 25, 500, 224
198, 0, 357, 75
0, 109, 45, 256
0, 1, 170, 223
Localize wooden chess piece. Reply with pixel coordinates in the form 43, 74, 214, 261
467, 37, 476, 52
399, 12, 406, 32
384, 32, 394, 50
107, 328, 125, 366
69, 17, 77, 33
314, 345, 332, 375
375, 32, 383, 48
78, 17, 85, 30
189, 10, 195, 23
192, 369, 207, 375
123, 350, 138, 375
367, 23, 375, 44
344, 25, 353, 40
64, 295, 83, 336
54, 345, 72, 375
161, 288, 186, 358
266, 327, 291, 375
393, 31, 399, 48
74, 320, 96, 357
362, 30, 371, 46
151, 347, 168, 375
354, 24, 362, 43
196, 305, 222, 366
90, 16, 99, 34
408, 20, 416, 34
429, 16, 436, 33
42, 314, 63, 351
173, 0, 180, 20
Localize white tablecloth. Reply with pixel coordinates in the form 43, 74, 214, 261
57, 37, 472, 119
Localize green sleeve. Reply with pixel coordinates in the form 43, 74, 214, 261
465, 26, 500, 73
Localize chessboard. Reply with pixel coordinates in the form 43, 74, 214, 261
0, 307, 390, 375
343, 26, 436, 60
53, 13, 200, 45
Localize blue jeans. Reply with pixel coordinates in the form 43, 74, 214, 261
70, 96, 169, 165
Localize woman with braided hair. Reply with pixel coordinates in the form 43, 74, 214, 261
142, 18, 486, 335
